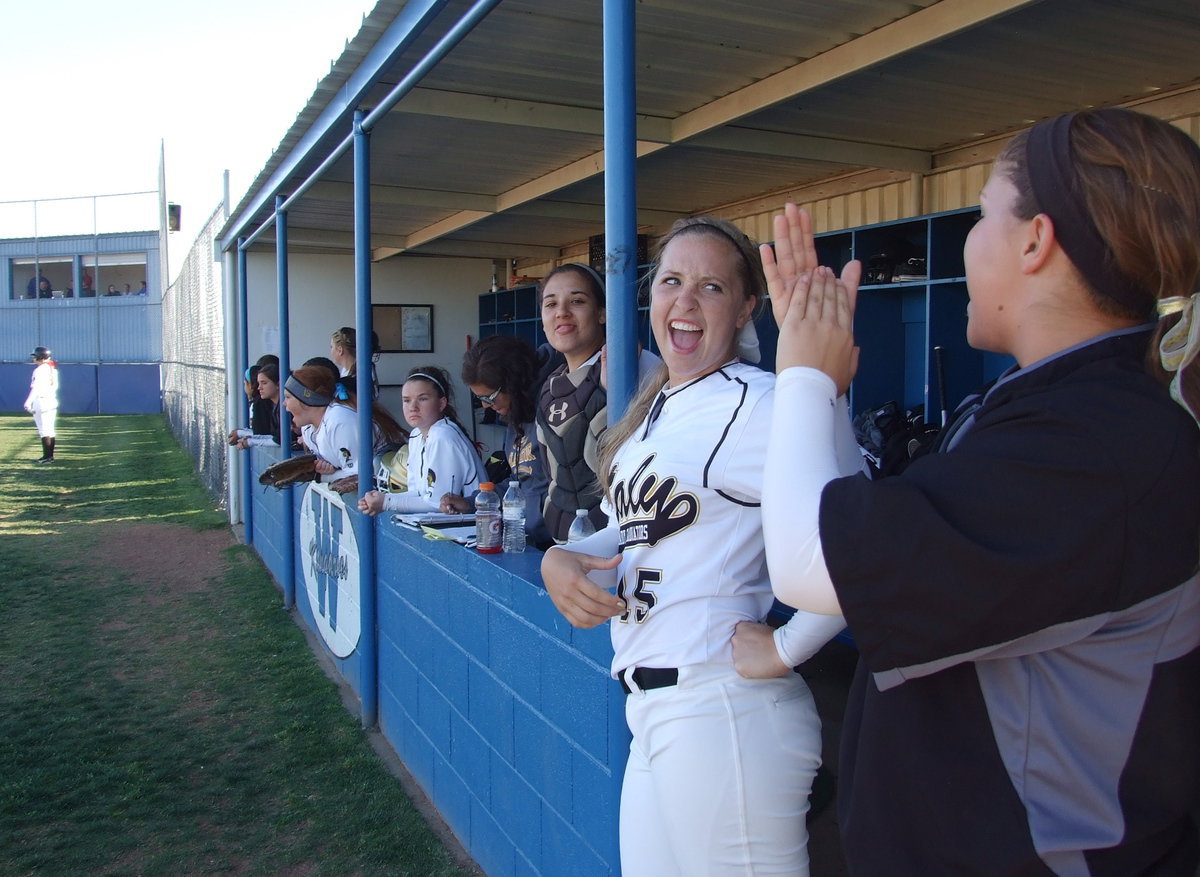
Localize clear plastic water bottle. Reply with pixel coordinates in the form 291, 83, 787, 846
567, 508, 596, 543
475, 482, 501, 554
502, 480, 526, 553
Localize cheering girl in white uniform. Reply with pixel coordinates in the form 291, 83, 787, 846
283, 365, 361, 484
359, 366, 482, 515
25, 346, 59, 464
541, 217, 862, 876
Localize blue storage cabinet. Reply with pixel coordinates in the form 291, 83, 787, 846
845, 208, 1014, 419
478, 283, 547, 348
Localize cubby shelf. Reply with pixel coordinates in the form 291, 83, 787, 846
477, 206, 1013, 423
477, 283, 546, 348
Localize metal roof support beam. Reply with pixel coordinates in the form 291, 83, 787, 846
353, 110, 379, 731
361, 0, 505, 132
275, 197, 297, 611
238, 241, 253, 545
605, 0, 638, 421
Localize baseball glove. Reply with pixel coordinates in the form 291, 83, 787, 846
328, 475, 359, 495
259, 453, 319, 488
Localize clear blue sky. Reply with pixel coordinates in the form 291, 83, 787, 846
1, 0, 372, 276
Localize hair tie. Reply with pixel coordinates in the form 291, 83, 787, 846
334, 382, 350, 401
1158, 296, 1192, 317
284, 374, 332, 407
1158, 292, 1200, 426
407, 371, 446, 396
1026, 114, 1149, 318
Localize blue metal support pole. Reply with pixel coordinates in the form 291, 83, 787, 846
604, 0, 638, 420
353, 110, 379, 729
238, 239, 253, 545
276, 196, 296, 611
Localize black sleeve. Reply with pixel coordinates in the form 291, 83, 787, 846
820, 393, 1198, 677
250, 399, 274, 436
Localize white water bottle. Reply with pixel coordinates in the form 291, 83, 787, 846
502, 480, 526, 553
475, 482, 501, 554
567, 508, 596, 543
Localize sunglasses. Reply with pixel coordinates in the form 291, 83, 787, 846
475, 387, 503, 406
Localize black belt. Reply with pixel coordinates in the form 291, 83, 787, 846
620, 666, 679, 694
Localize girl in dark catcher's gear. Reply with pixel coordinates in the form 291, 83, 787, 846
25, 346, 59, 464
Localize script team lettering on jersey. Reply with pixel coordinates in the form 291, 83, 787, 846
611, 454, 698, 549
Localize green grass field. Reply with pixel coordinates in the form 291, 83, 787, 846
0, 414, 474, 876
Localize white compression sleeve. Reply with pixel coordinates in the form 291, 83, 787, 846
773, 609, 848, 667
763, 367, 845, 615
381, 490, 439, 513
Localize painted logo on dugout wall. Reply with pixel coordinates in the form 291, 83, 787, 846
299, 483, 361, 658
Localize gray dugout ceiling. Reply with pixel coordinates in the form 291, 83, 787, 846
221, 0, 1200, 261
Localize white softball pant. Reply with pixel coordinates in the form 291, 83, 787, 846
619, 663, 822, 877
32, 407, 57, 438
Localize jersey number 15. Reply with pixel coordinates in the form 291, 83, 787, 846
616, 568, 660, 624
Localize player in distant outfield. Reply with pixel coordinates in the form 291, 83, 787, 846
25, 346, 59, 464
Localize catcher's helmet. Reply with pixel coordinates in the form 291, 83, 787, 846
30, 346, 51, 361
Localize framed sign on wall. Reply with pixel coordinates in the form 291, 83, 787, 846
374, 304, 434, 353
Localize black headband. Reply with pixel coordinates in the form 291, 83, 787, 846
1025, 114, 1148, 317
284, 374, 332, 407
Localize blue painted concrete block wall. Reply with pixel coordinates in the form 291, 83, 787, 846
247, 448, 291, 584
243, 465, 630, 876
375, 524, 628, 877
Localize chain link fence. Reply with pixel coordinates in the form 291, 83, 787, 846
163, 204, 228, 505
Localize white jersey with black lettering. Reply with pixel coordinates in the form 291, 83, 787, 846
300, 402, 359, 482
605, 360, 778, 676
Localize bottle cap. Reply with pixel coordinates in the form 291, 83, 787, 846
480, 482, 494, 491
576, 509, 587, 516
509, 480, 518, 487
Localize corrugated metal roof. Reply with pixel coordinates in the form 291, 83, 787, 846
221, 0, 1200, 260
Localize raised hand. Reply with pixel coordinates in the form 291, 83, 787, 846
761, 203, 861, 394
776, 265, 861, 394
760, 202, 818, 328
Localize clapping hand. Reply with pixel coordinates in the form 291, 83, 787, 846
760, 203, 861, 394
